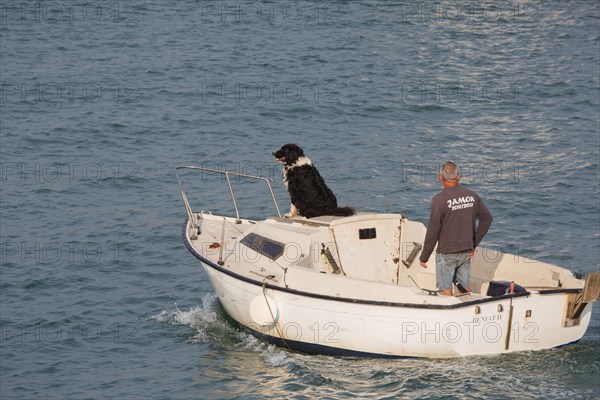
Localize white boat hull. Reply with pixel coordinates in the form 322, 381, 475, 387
198, 250, 592, 358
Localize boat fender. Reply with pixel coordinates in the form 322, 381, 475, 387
249, 295, 279, 327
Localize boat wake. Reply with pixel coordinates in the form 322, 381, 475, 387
150, 293, 299, 368
150, 293, 225, 343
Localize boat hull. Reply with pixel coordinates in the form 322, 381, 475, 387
200, 257, 592, 358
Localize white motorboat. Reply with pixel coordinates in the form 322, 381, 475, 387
176, 166, 600, 358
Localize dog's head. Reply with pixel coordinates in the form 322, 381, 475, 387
273, 144, 304, 166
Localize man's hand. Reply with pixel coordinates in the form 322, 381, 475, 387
419, 260, 428, 269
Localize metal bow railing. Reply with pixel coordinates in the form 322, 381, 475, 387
175, 166, 282, 232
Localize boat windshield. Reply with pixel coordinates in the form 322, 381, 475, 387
240, 233, 285, 260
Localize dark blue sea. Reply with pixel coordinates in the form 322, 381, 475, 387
1, 1, 599, 398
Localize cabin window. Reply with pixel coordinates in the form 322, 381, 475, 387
240, 233, 285, 260
358, 228, 376, 240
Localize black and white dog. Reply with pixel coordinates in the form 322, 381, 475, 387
273, 144, 355, 219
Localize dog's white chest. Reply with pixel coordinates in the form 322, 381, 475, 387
282, 156, 311, 190
282, 167, 289, 189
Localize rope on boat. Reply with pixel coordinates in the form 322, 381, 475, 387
282, 267, 288, 288
262, 281, 293, 351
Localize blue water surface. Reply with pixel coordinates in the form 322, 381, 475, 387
1, 1, 598, 399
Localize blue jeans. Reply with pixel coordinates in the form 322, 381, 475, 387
435, 251, 471, 291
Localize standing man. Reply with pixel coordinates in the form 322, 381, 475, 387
419, 161, 493, 296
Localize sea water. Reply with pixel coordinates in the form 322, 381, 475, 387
1, 1, 598, 399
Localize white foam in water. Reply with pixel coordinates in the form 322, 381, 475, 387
152, 293, 299, 357
262, 345, 295, 367
236, 328, 297, 368
151, 293, 221, 342
151, 310, 171, 323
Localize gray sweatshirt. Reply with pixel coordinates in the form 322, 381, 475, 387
419, 186, 493, 263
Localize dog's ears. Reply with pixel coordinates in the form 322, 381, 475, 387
287, 144, 304, 158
